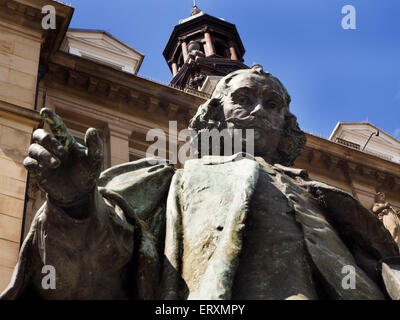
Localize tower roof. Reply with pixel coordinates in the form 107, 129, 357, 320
163, 4, 247, 90
163, 12, 245, 62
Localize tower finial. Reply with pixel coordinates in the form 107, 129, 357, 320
191, 0, 201, 16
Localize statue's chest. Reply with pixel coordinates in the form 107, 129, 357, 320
232, 169, 318, 299
240, 169, 308, 261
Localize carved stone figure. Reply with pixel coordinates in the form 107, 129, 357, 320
1, 65, 399, 300
188, 72, 206, 90
372, 192, 400, 248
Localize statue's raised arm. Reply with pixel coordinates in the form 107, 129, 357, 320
0, 109, 174, 300
24, 108, 104, 215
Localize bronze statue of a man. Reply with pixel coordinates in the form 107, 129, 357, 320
1, 65, 399, 300
160, 65, 399, 300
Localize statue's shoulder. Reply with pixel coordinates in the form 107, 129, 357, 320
272, 162, 350, 196
98, 157, 174, 188
275, 164, 400, 259
97, 157, 175, 222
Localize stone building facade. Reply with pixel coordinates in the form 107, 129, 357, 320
0, 0, 399, 292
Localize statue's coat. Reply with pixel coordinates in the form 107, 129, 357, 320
161, 153, 399, 300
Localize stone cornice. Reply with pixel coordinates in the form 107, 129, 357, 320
45, 51, 204, 121
300, 133, 400, 189
0, 100, 40, 127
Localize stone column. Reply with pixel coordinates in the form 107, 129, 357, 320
229, 41, 238, 61
181, 41, 189, 62
171, 62, 178, 76
108, 122, 131, 167
204, 30, 215, 56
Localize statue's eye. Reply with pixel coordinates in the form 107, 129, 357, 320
266, 100, 279, 110
238, 96, 251, 105
232, 92, 252, 106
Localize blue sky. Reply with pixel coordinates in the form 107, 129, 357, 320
66, 0, 400, 140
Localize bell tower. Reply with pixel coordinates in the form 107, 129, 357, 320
163, 3, 248, 94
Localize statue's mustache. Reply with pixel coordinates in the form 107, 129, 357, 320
225, 116, 277, 131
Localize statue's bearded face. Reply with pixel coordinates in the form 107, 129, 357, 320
221, 73, 289, 158
189, 67, 305, 165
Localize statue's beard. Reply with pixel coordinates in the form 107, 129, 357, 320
190, 117, 283, 160
224, 117, 283, 158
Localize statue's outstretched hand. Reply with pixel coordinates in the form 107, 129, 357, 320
23, 108, 104, 208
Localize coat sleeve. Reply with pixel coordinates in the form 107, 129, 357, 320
97, 158, 175, 299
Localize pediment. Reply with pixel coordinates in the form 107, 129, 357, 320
80, 38, 126, 53
66, 30, 143, 60
61, 29, 144, 74
333, 123, 400, 148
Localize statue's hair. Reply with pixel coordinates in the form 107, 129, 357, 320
189, 65, 306, 166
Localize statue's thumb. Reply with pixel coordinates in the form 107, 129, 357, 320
85, 128, 104, 165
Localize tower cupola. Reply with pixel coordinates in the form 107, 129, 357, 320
163, 4, 248, 94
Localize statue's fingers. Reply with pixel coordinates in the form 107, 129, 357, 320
40, 108, 76, 153
28, 143, 61, 169
33, 129, 65, 158
85, 128, 104, 165
23, 157, 43, 177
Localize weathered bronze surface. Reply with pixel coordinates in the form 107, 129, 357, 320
1, 66, 399, 300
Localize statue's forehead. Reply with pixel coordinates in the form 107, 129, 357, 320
228, 73, 285, 96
